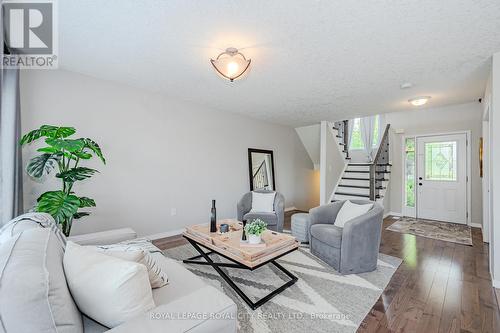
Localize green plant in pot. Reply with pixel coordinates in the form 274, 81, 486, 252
244, 219, 267, 244
20, 125, 105, 236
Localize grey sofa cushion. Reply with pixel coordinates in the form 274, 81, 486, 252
83, 315, 109, 333
107, 253, 237, 333
310, 224, 343, 248
0, 228, 83, 333
150, 254, 206, 304
69, 228, 137, 246
0, 212, 66, 247
243, 212, 278, 226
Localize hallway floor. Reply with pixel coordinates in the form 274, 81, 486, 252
359, 217, 499, 332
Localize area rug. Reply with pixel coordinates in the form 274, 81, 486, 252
164, 245, 401, 333
386, 217, 472, 245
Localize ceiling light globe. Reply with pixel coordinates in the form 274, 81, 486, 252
227, 62, 239, 76
408, 96, 431, 106
211, 48, 251, 82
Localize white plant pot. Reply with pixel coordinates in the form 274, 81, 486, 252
248, 234, 261, 244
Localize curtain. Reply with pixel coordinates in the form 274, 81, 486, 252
347, 120, 354, 149
360, 116, 376, 162
0, 28, 24, 224
377, 114, 386, 147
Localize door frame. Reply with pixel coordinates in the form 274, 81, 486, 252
401, 130, 472, 225
482, 102, 491, 243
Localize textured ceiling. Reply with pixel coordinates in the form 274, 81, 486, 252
58, 1, 500, 127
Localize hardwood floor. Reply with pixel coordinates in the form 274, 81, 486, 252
153, 216, 500, 332
359, 217, 500, 333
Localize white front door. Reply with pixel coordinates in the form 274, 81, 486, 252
416, 134, 467, 224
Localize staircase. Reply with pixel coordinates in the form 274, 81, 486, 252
331, 122, 391, 203
332, 120, 351, 161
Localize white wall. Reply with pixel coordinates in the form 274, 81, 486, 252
295, 124, 320, 169
20, 70, 318, 237
385, 102, 483, 225
319, 121, 346, 204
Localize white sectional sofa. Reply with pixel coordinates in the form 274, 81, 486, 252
0, 213, 237, 333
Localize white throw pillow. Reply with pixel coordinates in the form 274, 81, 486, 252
63, 242, 155, 328
250, 192, 276, 213
334, 200, 373, 228
91, 245, 168, 288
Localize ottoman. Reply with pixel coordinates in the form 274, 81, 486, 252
291, 213, 310, 243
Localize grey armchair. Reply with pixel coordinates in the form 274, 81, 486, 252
237, 190, 285, 232
308, 200, 384, 274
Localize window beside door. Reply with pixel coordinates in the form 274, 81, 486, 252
404, 137, 416, 209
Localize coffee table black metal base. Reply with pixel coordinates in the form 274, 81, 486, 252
183, 236, 298, 310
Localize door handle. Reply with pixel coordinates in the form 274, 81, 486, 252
418, 183, 423, 186
418, 177, 423, 180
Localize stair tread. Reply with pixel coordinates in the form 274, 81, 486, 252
348, 162, 392, 166
344, 170, 390, 174
338, 185, 386, 189
342, 177, 389, 181
335, 192, 370, 198
334, 192, 382, 199
338, 185, 370, 189
341, 177, 369, 180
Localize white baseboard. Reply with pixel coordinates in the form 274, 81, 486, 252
146, 228, 185, 240
384, 211, 402, 218
469, 222, 482, 229
285, 206, 298, 212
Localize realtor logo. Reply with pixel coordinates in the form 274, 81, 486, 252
2, 0, 58, 68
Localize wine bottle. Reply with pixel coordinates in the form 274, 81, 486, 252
242, 220, 247, 241
210, 199, 217, 233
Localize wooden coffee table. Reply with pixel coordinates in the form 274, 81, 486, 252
182, 220, 299, 310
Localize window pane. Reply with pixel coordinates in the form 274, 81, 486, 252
405, 138, 415, 207
372, 116, 379, 148
350, 118, 364, 150
424, 141, 457, 181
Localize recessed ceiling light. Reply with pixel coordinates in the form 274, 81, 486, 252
408, 96, 431, 106
400, 82, 413, 89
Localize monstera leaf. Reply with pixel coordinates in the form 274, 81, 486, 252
20, 125, 76, 145
82, 138, 106, 164
26, 154, 60, 179
45, 138, 85, 152
37, 146, 59, 154
36, 191, 80, 224
56, 167, 98, 183
78, 196, 96, 208
73, 151, 93, 160
73, 212, 90, 219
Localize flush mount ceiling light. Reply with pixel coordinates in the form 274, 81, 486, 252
210, 47, 251, 82
408, 96, 431, 106
400, 82, 413, 89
